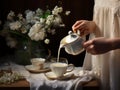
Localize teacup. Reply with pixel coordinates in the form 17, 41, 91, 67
50, 62, 74, 78
31, 58, 45, 70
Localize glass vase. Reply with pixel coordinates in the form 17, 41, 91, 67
14, 40, 50, 65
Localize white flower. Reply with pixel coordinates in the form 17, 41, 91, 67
9, 21, 22, 30
28, 22, 46, 41
65, 11, 71, 16
59, 24, 65, 27
52, 6, 63, 15
44, 38, 50, 44
17, 13, 23, 20
46, 15, 54, 25
36, 8, 43, 16
7, 11, 15, 20
40, 18, 45, 24
25, 10, 35, 23
0, 71, 24, 84
53, 15, 62, 26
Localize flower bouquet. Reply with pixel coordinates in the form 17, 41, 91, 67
0, 6, 70, 65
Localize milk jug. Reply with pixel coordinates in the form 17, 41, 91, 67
60, 31, 86, 55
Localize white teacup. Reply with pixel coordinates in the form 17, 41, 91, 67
50, 62, 74, 78
31, 58, 45, 70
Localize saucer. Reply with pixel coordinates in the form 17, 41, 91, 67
25, 65, 50, 73
44, 72, 74, 80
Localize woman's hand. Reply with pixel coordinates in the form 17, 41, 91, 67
72, 20, 96, 36
83, 37, 114, 55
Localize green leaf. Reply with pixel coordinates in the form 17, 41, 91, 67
42, 10, 51, 18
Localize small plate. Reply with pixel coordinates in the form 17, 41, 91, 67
44, 72, 74, 80
25, 65, 50, 73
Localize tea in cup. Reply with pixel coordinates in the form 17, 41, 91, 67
31, 58, 45, 70
50, 62, 74, 78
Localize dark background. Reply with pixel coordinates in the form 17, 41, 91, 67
0, 0, 94, 67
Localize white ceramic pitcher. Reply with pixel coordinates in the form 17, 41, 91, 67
60, 31, 86, 55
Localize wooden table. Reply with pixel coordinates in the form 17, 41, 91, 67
0, 80, 29, 90
0, 79, 100, 90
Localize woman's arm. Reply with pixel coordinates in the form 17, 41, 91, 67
83, 37, 120, 55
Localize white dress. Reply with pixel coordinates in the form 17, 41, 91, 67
83, 0, 120, 90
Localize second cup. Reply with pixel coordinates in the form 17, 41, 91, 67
31, 58, 45, 70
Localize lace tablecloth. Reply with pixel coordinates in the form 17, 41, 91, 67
0, 62, 94, 90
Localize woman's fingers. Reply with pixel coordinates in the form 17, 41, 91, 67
82, 40, 96, 54
83, 40, 93, 48
86, 45, 96, 54
72, 20, 85, 32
